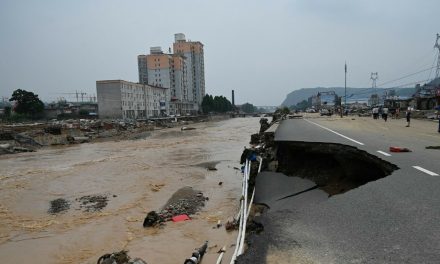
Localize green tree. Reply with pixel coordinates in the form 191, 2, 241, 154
202, 94, 233, 113
241, 103, 256, 113
275, 106, 290, 115
201, 94, 214, 113
9, 89, 44, 117
295, 100, 310, 110
4, 106, 11, 117
213, 96, 232, 113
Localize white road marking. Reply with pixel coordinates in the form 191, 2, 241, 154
412, 166, 439, 176
377, 150, 391, 157
304, 119, 365, 146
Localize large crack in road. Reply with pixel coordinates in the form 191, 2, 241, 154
238, 139, 400, 263
276, 141, 399, 196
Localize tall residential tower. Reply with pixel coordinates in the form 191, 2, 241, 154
137, 33, 205, 114
173, 33, 205, 106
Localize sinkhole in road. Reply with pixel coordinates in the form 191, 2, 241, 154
275, 141, 399, 196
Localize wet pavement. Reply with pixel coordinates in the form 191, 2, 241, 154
0, 117, 260, 263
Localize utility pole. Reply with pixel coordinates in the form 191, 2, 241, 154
371, 72, 378, 93
80, 91, 86, 102
434, 33, 440, 79
370, 72, 379, 105
344, 62, 347, 114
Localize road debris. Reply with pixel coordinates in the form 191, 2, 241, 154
426, 146, 440, 149
389, 146, 412, 152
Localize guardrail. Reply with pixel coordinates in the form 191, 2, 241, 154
226, 157, 262, 264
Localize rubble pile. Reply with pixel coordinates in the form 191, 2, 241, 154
158, 193, 207, 222
0, 119, 156, 155
97, 250, 147, 264
0, 117, 211, 155
143, 187, 208, 227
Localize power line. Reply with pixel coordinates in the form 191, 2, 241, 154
427, 55, 437, 81
348, 78, 430, 98
376, 66, 436, 87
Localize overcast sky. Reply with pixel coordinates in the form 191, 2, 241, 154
1, 0, 439, 105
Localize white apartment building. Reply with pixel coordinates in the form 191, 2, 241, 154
97, 80, 168, 119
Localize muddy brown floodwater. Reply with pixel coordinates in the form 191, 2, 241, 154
0, 117, 260, 263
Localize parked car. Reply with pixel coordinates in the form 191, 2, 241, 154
320, 109, 332, 116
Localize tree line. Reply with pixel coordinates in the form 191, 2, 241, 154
201, 94, 266, 114
201, 94, 233, 113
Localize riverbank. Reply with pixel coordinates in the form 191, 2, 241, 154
0, 115, 229, 155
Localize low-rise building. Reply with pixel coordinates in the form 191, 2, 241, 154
96, 80, 168, 119
413, 78, 440, 110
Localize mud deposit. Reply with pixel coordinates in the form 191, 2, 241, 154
0, 117, 260, 263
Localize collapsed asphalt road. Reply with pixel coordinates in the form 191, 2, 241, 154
238, 117, 440, 264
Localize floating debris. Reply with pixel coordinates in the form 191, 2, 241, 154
48, 198, 70, 214
97, 250, 147, 264
143, 211, 160, 227
172, 214, 190, 222
184, 241, 208, 264
181, 127, 196, 131
77, 195, 108, 212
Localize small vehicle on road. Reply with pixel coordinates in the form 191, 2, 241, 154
320, 109, 332, 116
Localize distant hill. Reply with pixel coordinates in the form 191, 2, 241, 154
281, 87, 415, 107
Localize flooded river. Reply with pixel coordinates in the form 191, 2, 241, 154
0, 117, 260, 263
